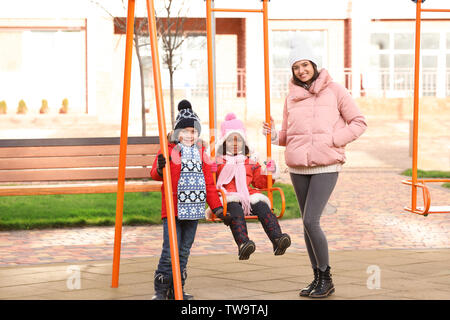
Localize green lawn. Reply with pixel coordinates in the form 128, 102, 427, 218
401, 169, 450, 189
0, 183, 300, 231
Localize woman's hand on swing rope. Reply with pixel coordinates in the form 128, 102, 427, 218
262, 116, 275, 136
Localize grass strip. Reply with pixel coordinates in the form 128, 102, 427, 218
0, 183, 299, 231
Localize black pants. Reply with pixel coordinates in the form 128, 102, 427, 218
227, 201, 283, 247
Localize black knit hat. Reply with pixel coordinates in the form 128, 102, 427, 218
173, 99, 201, 136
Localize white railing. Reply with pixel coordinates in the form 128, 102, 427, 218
363, 68, 445, 97
447, 68, 450, 97
155, 68, 450, 99
270, 68, 353, 98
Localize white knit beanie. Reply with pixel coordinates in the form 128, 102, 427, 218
289, 44, 320, 68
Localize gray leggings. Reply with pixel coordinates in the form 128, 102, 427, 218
290, 172, 338, 272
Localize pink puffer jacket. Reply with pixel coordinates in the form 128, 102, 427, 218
277, 69, 367, 168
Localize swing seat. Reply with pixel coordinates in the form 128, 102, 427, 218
206, 186, 285, 222
402, 179, 450, 216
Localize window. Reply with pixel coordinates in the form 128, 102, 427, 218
422, 33, 439, 49
394, 33, 414, 50
0, 29, 86, 113
371, 33, 389, 50
368, 31, 446, 97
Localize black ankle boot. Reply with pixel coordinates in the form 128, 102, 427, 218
273, 233, 291, 256
151, 273, 171, 300
299, 268, 319, 297
309, 266, 335, 298
167, 269, 194, 300
238, 240, 256, 260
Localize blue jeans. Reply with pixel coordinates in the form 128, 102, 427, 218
156, 218, 199, 278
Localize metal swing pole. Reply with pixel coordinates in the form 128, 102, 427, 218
411, 0, 423, 212
403, 0, 450, 216
262, 0, 273, 209
111, 0, 183, 299
206, 0, 217, 167
206, 0, 274, 210
146, 0, 183, 300
112, 0, 135, 288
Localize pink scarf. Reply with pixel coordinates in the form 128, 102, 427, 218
216, 154, 251, 215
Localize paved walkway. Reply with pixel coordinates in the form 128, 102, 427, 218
0, 170, 449, 300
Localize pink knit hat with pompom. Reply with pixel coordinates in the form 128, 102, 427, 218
216, 112, 248, 149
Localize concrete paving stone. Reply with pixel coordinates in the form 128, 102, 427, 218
333, 274, 366, 286
187, 285, 267, 300
385, 289, 450, 300
427, 275, 450, 286
119, 294, 154, 300
327, 283, 395, 299
39, 288, 135, 300
231, 279, 302, 294
337, 267, 408, 281
354, 293, 409, 300
244, 256, 305, 268
0, 265, 70, 276
281, 275, 318, 287
210, 269, 292, 282
366, 255, 433, 266
387, 261, 450, 276
185, 276, 244, 290
410, 251, 450, 262
189, 254, 241, 266
269, 265, 314, 278
0, 283, 57, 299
78, 271, 112, 282
110, 272, 153, 286
110, 282, 154, 297
193, 261, 269, 274
241, 290, 302, 300
0, 273, 64, 287
185, 267, 223, 278
379, 276, 449, 292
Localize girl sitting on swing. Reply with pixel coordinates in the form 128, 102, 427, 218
210, 113, 291, 260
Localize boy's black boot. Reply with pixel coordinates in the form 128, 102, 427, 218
167, 269, 195, 300
299, 268, 319, 297
151, 273, 171, 300
309, 266, 335, 298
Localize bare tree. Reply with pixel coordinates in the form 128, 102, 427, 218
91, 0, 190, 132
156, 0, 187, 127
90, 0, 150, 136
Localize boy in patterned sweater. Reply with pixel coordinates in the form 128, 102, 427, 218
150, 100, 223, 300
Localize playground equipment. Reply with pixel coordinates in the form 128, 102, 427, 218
111, 0, 184, 300
111, 0, 285, 300
205, 0, 286, 222
402, 0, 450, 216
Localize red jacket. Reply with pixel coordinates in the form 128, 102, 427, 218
150, 142, 222, 219
216, 156, 275, 206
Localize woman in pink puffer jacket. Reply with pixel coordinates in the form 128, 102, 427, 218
263, 49, 367, 298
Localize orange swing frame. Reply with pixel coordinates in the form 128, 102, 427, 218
111, 0, 184, 300
401, 0, 450, 216
111, 0, 286, 300
205, 0, 286, 222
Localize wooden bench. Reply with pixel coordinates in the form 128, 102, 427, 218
0, 136, 162, 196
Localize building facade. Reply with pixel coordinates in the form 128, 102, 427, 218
0, 0, 449, 125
